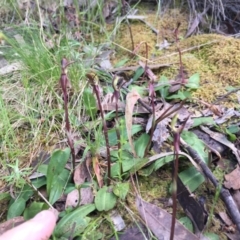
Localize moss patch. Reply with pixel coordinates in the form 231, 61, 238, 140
111, 7, 240, 106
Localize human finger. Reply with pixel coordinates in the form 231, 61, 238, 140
0, 210, 57, 240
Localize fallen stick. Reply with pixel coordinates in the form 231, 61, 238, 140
180, 137, 240, 232
108, 63, 172, 73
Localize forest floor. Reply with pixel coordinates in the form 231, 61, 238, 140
0, 1, 240, 239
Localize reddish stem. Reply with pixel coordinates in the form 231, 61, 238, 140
60, 58, 75, 173
93, 84, 111, 185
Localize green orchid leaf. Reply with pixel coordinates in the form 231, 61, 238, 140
46, 148, 70, 196
192, 117, 215, 128
128, 85, 147, 96
178, 216, 194, 233
83, 88, 97, 118
185, 73, 200, 89
110, 150, 133, 162
181, 131, 208, 164
17, 177, 47, 208
49, 169, 70, 205
37, 164, 48, 175
80, 182, 93, 189
113, 182, 129, 200
64, 183, 75, 194
31, 177, 46, 188
114, 58, 129, 68
227, 125, 240, 134
18, 184, 34, 201
23, 201, 48, 220
179, 131, 208, 191
179, 166, 205, 192
204, 232, 220, 240
138, 155, 175, 177
128, 158, 149, 175
54, 204, 95, 238
132, 67, 145, 82
166, 90, 191, 100
111, 157, 149, 178
7, 197, 26, 219
95, 186, 117, 211
138, 163, 155, 177
108, 124, 142, 147
0, 192, 11, 202
134, 133, 150, 158
157, 75, 170, 99
154, 155, 175, 170
225, 128, 237, 141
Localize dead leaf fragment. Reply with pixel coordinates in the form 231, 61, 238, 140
156, 39, 171, 50
0, 62, 23, 76
0, 216, 24, 234
110, 222, 149, 240
224, 166, 240, 190
109, 210, 126, 231
152, 118, 170, 150
125, 90, 141, 157
225, 231, 239, 240
65, 159, 94, 208
200, 126, 240, 164
136, 196, 198, 240
218, 212, 233, 226
93, 155, 103, 188
186, 14, 201, 38
139, 61, 157, 82
177, 177, 208, 233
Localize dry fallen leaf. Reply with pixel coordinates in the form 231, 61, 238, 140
145, 102, 171, 132
136, 196, 198, 240
177, 177, 208, 233
218, 212, 233, 226
200, 126, 240, 164
0, 62, 23, 76
110, 222, 149, 240
109, 210, 126, 231
214, 108, 240, 125
139, 61, 157, 82
152, 118, 170, 151
65, 159, 94, 208
92, 155, 103, 188
224, 165, 240, 190
125, 90, 141, 157
0, 216, 24, 234
186, 14, 201, 37
225, 231, 239, 240
156, 39, 171, 50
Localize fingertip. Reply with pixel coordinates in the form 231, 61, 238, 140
33, 209, 58, 223
0, 209, 58, 240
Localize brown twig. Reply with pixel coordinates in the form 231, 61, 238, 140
60, 58, 76, 174
121, 0, 134, 52
169, 23, 189, 240
213, 87, 240, 104
174, 22, 185, 84
155, 100, 187, 126
122, 85, 153, 113
108, 63, 172, 73
112, 75, 124, 175
180, 137, 240, 233
87, 72, 112, 185
170, 115, 190, 240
